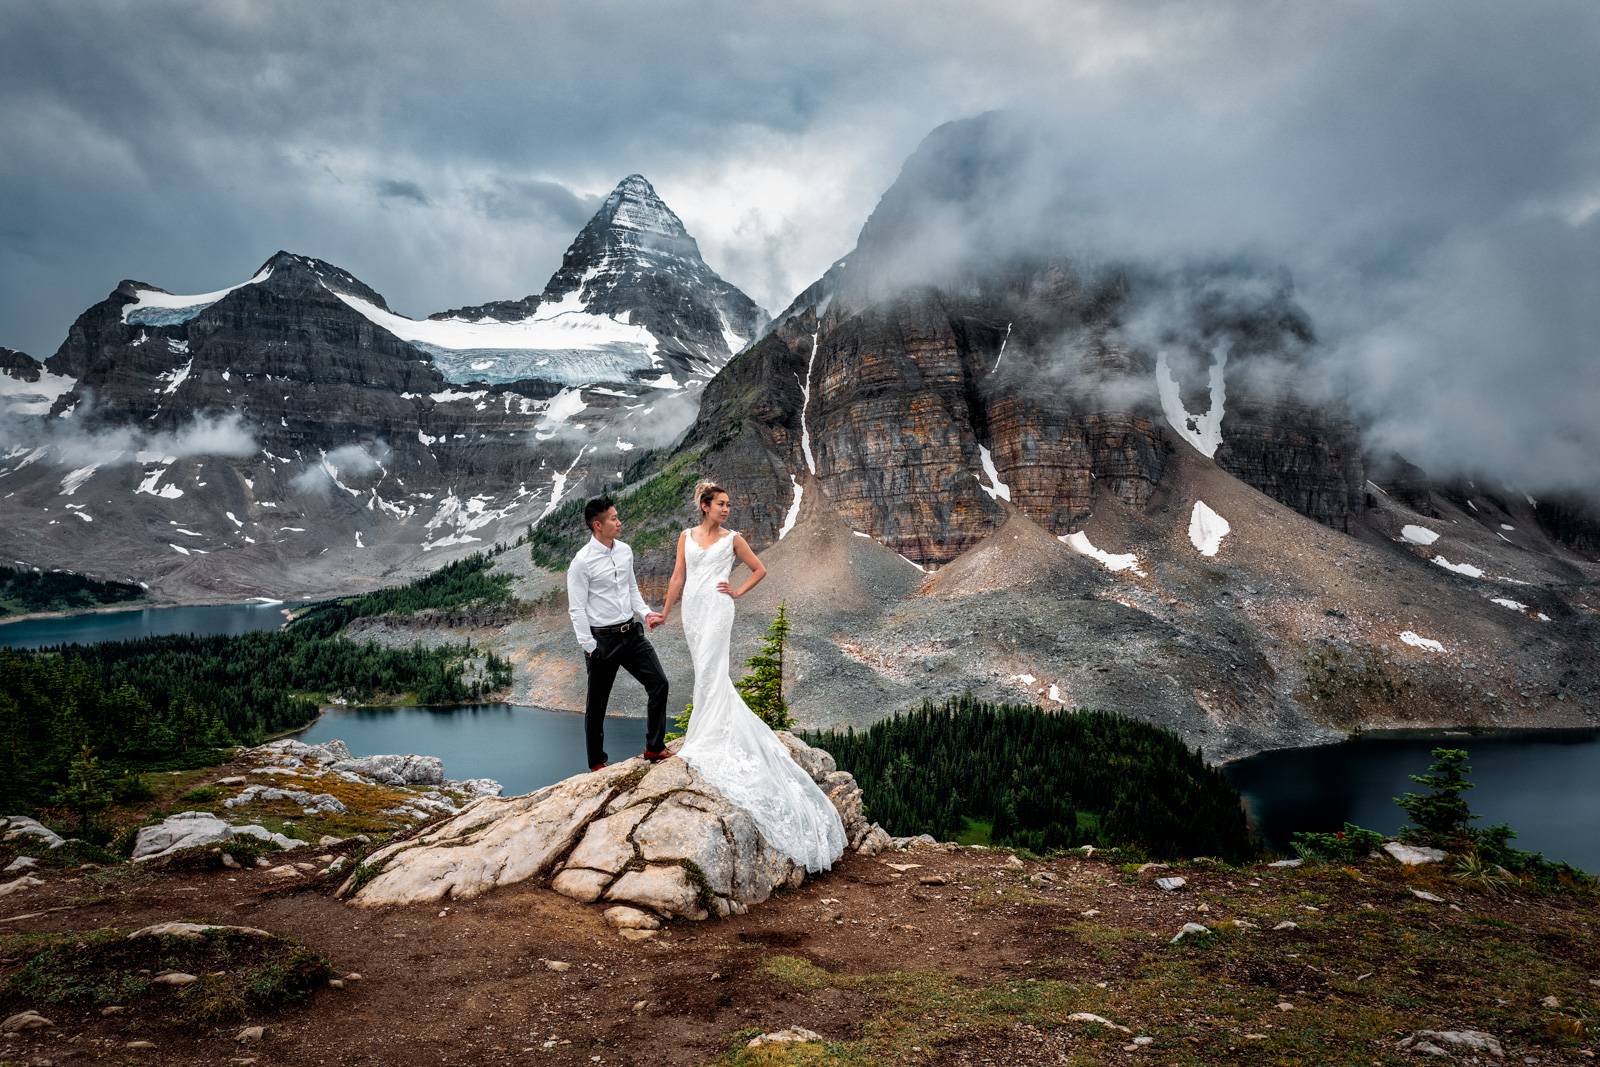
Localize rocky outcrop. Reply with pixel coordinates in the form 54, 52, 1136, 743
132, 811, 301, 862
340, 734, 888, 920
0, 816, 66, 850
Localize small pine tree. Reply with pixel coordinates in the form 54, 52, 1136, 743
53, 745, 112, 834
1395, 747, 1477, 847
667, 702, 694, 742
735, 602, 793, 731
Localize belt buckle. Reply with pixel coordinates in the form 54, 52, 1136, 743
620, 620, 632, 634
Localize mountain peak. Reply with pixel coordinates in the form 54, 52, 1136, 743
588, 173, 689, 240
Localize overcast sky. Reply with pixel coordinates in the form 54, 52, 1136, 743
3, 1, 1597, 488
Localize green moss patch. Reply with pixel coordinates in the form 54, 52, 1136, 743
1, 925, 333, 1029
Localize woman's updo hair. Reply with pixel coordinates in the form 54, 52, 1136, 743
694, 480, 728, 515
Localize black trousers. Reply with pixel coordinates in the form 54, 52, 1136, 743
584, 623, 668, 767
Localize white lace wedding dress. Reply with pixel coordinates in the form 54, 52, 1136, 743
675, 528, 846, 872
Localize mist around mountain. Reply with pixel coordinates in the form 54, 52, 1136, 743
0, 176, 765, 601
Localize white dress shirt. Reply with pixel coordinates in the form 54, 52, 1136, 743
567, 535, 652, 653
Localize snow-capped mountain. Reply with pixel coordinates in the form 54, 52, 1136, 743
424, 175, 766, 387
0, 178, 766, 598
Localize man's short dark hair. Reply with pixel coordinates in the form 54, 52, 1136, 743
583, 496, 616, 532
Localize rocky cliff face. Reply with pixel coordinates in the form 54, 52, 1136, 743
0, 179, 764, 598
676, 117, 1366, 566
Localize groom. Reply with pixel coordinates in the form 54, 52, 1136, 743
566, 496, 670, 772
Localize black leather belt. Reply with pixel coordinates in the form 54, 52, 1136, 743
590, 620, 635, 636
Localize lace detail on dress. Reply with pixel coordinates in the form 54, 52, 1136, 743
675, 528, 846, 872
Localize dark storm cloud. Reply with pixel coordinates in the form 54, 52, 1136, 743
1, 1, 1597, 491
375, 179, 431, 206
470, 179, 601, 227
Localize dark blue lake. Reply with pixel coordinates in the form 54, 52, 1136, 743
0, 601, 297, 648
1224, 729, 1600, 871
295, 703, 650, 795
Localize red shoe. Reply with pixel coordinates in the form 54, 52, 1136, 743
590, 762, 608, 772
641, 749, 671, 762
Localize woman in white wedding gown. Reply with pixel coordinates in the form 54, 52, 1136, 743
656, 482, 846, 873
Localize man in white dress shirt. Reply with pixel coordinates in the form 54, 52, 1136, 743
567, 496, 669, 771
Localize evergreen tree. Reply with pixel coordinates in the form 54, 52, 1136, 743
735, 602, 793, 730
1395, 747, 1477, 847
53, 745, 112, 834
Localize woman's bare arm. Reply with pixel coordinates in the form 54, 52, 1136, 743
659, 529, 688, 622
718, 534, 767, 598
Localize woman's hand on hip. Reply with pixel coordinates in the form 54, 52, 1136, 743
716, 581, 739, 598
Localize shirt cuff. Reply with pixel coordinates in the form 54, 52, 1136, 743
580, 638, 597, 654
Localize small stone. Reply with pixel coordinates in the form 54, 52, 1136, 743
618, 928, 658, 942
100, 1005, 126, 1015
2, 1011, 54, 1033
1005, 855, 1025, 869
747, 1026, 822, 1047
0, 874, 45, 897
1273, 921, 1299, 931
344, 972, 363, 982
884, 862, 922, 872
1410, 888, 1445, 903
604, 906, 662, 931
1267, 858, 1303, 868
1277, 1001, 1294, 1012
542, 959, 571, 972
1383, 841, 1448, 866
917, 874, 948, 886
221, 853, 240, 869
1080, 908, 1101, 918
1067, 1012, 1131, 1034
152, 971, 198, 986
255, 857, 271, 868
328, 978, 346, 989
1155, 876, 1187, 891
1134, 1036, 1154, 1046
632, 1000, 647, 1012
3, 856, 38, 873
125, 1040, 157, 1050
1137, 863, 1168, 874
1170, 922, 1211, 943
1029, 872, 1058, 886
1399, 1029, 1504, 1059
318, 835, 345, 846
316, 854, 335, 863
1541, 995, 1561, 1009
265, 865, 301, 880
236, 1026, 265, 1043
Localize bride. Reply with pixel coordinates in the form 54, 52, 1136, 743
653, 481, 845, 872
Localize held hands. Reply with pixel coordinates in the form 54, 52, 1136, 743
645, 611, 666, 630
716, 581, 740, 598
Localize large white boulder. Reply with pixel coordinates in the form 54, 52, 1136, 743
331, 754, 444, 787
342, 733, 878, 921
248, 739, 352, 764
131, 811, 300, 862
1, 815, 66, 850
224, 785, 347, 815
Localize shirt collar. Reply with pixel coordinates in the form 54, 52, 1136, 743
589, 535, 620, 555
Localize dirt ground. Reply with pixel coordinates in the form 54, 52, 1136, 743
3, 834, 1598, 1067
